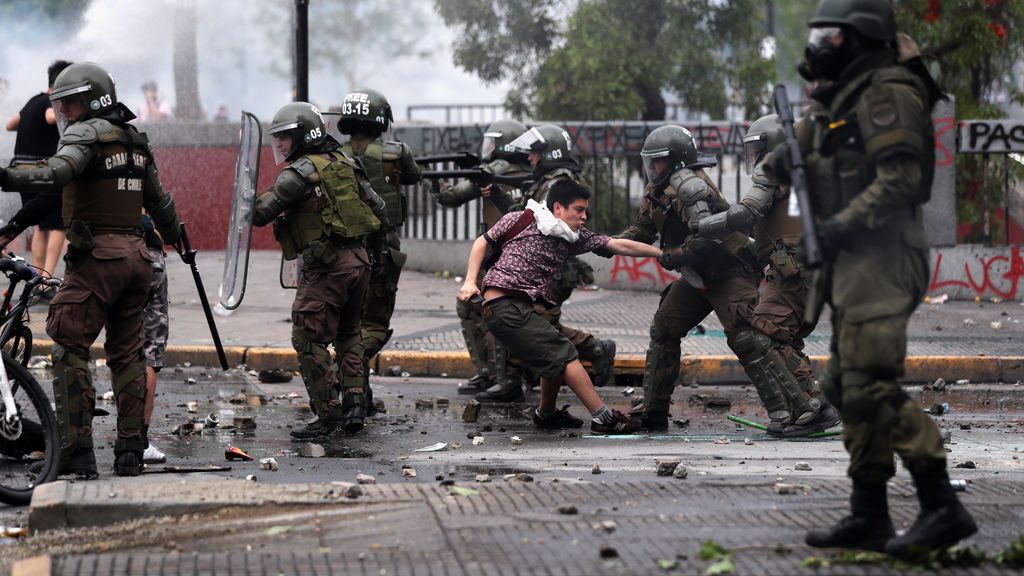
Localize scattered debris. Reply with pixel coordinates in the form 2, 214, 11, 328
472, 436, 485, 445
510, 436, 523, 445
299, 443, 325, 458
674, 418, 690, 428
656, 458, 682, 476
373, 398, 387, 414
926, 294, 949, 304
595, 520, 617, 533
414, 442, 448, 453
926, 403, 950, 415
356, 474, 376, 485
259, 457, 279, 471
435, 398, 450, 408
448, 486, 479, 496
245, 474, 257, 482
345, 485, 363, 499
415, 398, 434, 409
101, 391, 114, 402
387, 365, 403, 377
926, 378, 947, 392
991, 321, 1004, 330
558, 505, 578, 515
225, 446, 254, 461
943, 431, 953, 445
475, 474, 491, 483
794, 462, 812, 471
247, 395, 263, 407
773, 483, 810, 495
956, 379, 970, 386
185, 377, 197, 385
402, 467, 417, 478
713, 436, 730, 445
592, 464, 602, 475
187, 401, 198, 413
228, 393, 248, 404
673, 464, 688, 479
450, 442, 462, 449
963, 318, 976, 326
234, 416, 257, 430
258, 368, 293, 383
503, 473, 534, 482
462, 399, 481, 423
744, 438, 753, 446
955, 461, 977, 469
599, 545, 619, 559
204, 412, 221, 428
960, 423, 972, 430
622, 387, 635, 395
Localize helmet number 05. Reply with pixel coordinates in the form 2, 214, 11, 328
308, 127, 322, 139
343, 102, 370, 116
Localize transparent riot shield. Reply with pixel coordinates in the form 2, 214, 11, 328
322, 111, 348, 146
218, 111, 262, 310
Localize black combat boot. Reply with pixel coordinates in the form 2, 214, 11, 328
456, 373, 494, 395
782, 404, 841, 438
32, 447, 98, 479
290, 417, 340, 440
342, 392, 367, 435
475, 374, 525, 403
590, 340, 617, 388
638, 410, 669, 432
806, 480, 895, 552
884, 466, 977, 557
114, 451, 143, 477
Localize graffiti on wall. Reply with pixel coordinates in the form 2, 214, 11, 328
929, 246, 1024, 300
609, 256, 679, 286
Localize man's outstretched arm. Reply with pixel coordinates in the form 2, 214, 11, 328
604, 238, 662, 259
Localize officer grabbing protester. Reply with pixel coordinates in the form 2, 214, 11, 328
253, 102, 387, 439
0, 62, 181, 478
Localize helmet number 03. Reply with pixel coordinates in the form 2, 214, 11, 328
551, 149, 563, 159
98, 94, 113, 107
343, 102, 370, 116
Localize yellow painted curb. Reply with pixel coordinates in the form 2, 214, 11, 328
29, 339, 1023, 384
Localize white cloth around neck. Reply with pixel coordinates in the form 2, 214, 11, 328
526, 199, 579, 243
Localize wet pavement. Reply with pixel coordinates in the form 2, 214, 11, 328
1, 365, 1022, 573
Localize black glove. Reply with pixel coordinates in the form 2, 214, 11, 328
769, 143, 792, 186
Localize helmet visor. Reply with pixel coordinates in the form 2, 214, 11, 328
480, 131, 502, 162
507, 127, 545, 155
270, 122, 301, 165
742, 133, 767, 174
808, 26, 842, 50
641, 150, 672, 187
50, 86, 91, 134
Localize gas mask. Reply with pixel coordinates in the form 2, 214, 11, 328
799, 26, 848, 81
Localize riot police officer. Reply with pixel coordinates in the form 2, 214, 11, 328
622, 125, 831, 436
0, 62, 181, 477
696, 114, 839, 437
434, 119, 532, 395
337, 88, 420, 419
253, 102, 386, 439
493, 124, 617, 400
767, 0, 976, 555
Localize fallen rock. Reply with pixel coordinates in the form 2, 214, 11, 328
299, 443, 325, 458
794, 461, 812, 471
713, 436, 730, 445
387, 365, 403, 377
472, 436, 485, 445
462, 400, 481, 423
595, 520, 617, 533
475, 474, 491, 483
955, 461, 977, 469
257, 368, 293, 383
673, 418, 690, 428
672, 464, 688, 479
510, 436, 523, 445
259, 457, 279, 471
373, 398, 387, 414
415, 398, 434, 410
435, 398, 450, 408
402, 467, 417, 478
503, 473, 533, 482
345, 484, 363, 498
656, 458, 682, 476
558, 505, 578, 515
773, 482, 810, 495
591, 464, 602, 475
228, 392, 248, 404
356, 474, 376, 485
599, 545, 619, 559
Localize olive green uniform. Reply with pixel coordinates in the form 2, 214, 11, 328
786, 51, 945, 483
253, 150, 380, 422
341, 140, 421, 358
436, 159, 530, 383
4, 118, 180, 460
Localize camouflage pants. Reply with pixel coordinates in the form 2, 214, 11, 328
292, 250, 371, 415
46, 234, 152, 456
643, 275, 758, 414
750, 264, 821, 398
456, 297, 496, 380
142, 248, 168, 371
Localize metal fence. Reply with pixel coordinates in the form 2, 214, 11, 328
394, 121, 751, 241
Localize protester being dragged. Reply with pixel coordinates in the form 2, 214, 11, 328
457, 179, 661, 435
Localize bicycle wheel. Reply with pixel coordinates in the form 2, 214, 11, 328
0, 351, 59, 505
0, 323, 32, 368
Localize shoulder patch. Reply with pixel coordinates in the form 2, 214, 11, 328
289, 156, 319, 181
869, 102, 898, 128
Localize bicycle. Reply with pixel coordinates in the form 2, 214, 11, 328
0, 256, 61, 505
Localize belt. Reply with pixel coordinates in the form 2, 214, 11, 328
90, 225, 144, 237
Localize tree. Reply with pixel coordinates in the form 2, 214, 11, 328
435, 0, 775, 121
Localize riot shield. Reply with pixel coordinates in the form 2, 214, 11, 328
219, 111, 262, 310
323, 112, 347, 146
280, 254, 301, 289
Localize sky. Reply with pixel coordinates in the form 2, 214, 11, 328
0, 0, 514, 125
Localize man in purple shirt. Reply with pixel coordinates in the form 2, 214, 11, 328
458, 179, 661, 434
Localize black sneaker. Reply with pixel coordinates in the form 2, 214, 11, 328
532, 405, 584, 430
590, 410, 641, 435
591, 340, 617, 388
114, 452, 143, 477
456, 373, 494, 395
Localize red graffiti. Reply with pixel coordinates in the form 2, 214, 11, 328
610, 256, 679, 285
934, 116, 955, 167
929, 246, 1024, 300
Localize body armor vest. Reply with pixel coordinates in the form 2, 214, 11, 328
64, 120, 148, 228
278, 152, 380, 261
343, 141, 403, 227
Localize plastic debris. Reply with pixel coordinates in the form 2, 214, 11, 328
246, 474, 258, 482
713, 436, 730, 445
927, 294, 949, 304
413, 442, 448, 453
991, 321, 1004, 330
225, 445, 254, 461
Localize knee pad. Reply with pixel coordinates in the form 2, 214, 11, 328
649, 313, 680, 344
729, 329, 772, 358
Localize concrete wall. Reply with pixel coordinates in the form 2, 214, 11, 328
404, 238, 1024, 301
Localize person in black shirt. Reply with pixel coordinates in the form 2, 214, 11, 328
4, 60, 72, 280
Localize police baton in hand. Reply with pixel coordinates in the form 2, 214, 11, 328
174, 222, 229, 370
773, 84, 823, 269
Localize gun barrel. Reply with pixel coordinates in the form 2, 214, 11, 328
415, 153, 481, 168
772, 84, 823, 269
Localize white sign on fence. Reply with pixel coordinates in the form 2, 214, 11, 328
958, 120, 1024, 153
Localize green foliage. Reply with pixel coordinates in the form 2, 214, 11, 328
698, 540, 734, 575
435, 0, 774, 121
996, 533, 1024, 567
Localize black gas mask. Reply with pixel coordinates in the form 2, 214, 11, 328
798, 26, 850, 82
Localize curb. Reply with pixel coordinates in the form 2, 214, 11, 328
33, 339, 1024, 384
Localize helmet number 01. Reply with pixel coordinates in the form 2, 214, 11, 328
343, 102, 370, 116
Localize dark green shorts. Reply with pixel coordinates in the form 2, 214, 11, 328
482, 297, 578, 379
